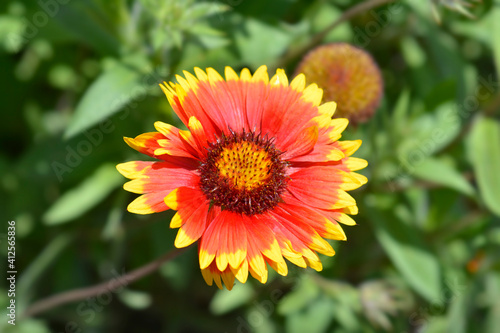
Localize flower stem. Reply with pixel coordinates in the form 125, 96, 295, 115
22, 247, 186, 318
275, 0, 398, 69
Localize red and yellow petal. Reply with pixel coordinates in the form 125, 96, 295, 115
204, 67, 248, 132
334, 140, 362, 157
344, 157, 369, 171
288, 165, 367, 192
117, 161, 201, 214
165, 187, 211, 248
201, 261, 239, 291
221, 268, 236, 291
271, 206, 335, 257
126, 191, 171, 214
246, 214, 286, 265
183, 69, 232, 134
198, 211, 247, 271
244, 214, 288, 280
122, 164, 199, 194
186, 116, 209, 157
281, 126, 318, 160
288, 141, 345, 162
317, 101, 337, 117
288, 184, 356, 210
153, 121, 202, 160
231, 259, 249, 284
123, 131, 199, 168
160, 77, 219, 138
300, 82, 323, 107
116, 161, 154, 179
201, 262, 225, 289
260, 82, 322, 151
124, 132, 165, 158
278, 199, 347, 241
215, 212, 248, 271
245, 237, 269, 284
279, 239, 307, 268
287, 167, 357, 210
265, 256, 289, 276
320, 209, 357, 227
241, 207, 328, 273
316, 118, 350, 144
243, 66, 269, 129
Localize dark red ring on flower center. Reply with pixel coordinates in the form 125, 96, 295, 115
199, 130, 288, 216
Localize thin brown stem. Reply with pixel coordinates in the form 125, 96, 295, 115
275, 0, 397, 69
22, 247, 187, 318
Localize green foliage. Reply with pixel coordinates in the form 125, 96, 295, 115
367, 200, 442, 303
412, 157, 475, 197
210, 283, 255, 315
43, 164, 122, 225
1, 0, 499, 332
467, 115, 500, 217
65, 58, 148, 138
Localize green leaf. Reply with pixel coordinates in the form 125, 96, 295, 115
424, 79, 457, 111
421, 317, 448, 333
235, 17, 291, 68
467, 115, 500, 216
43, 164, 122, 225
392, 89, 411, 129
308, 2, 352, 42
446, 285, 469, 333
101, 191, 126, 240
365, 200, 442, 303
176, 43, 239, 73
333, 301, 361, 331
485, 273, 500, 333
278, 275, 320, 315
65, 61, 144, 138
184, 2, 230, 20
93, 0, 130, 27
424, 24, 464, 82
285, 295, 333, 333
118, 290, 152, 310
55, 1, 121, 56
196, 34, 230, 49
450, 15, 492, 46
391, 89, 411, 145
412, 157, 475, 197
491, 0, 500, 76
189, 23, 226, 37
209, 283, 254, 315
1, 319, 51, 333
17, 234, 72, 311
400, 37, 426, 68
188, 24, 229, 49
398, 102, 461, 161
0, 15, 26, 53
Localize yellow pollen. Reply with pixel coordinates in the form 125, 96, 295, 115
215, 141, 272, 191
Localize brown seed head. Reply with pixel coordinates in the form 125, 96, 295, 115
295, 43, 383, 124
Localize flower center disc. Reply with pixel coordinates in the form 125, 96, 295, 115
199, 131, 288, 215
216, 141, 272, 191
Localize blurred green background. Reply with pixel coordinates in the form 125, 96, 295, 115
1, 0, 500, 332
